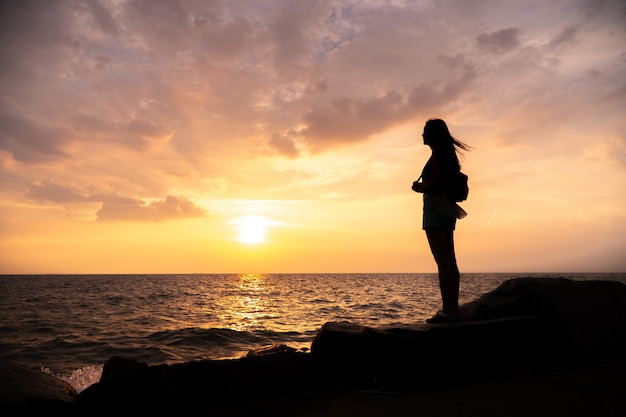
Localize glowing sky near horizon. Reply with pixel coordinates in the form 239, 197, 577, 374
1, 0, 625, 274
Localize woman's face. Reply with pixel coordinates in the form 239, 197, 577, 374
422, 126, 433, 146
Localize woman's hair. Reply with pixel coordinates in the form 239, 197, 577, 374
424, 118, 470, 166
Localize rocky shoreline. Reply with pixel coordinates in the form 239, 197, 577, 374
3, 277, 626, 416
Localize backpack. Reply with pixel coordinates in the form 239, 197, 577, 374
448, 170, 469, 202
415, 157, 469, 202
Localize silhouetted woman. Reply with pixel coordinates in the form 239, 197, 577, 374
412, 119, 470, 323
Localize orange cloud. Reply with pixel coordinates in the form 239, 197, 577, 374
96, 195, 207, 222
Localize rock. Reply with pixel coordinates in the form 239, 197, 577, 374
0, 360, 76, 411
100, 356, 148, 382
460, 277, 626, 355
310, 316, 549, 387
74, 344, 316, 414
310, 278, 626, 387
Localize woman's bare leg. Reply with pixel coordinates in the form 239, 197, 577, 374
425, 228, 460, 316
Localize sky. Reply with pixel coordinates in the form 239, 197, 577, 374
1, 0, 625, 274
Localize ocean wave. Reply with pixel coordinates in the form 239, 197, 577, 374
148, 327, 314, 356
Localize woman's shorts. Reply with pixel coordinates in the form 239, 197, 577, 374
423, 207, 456, 230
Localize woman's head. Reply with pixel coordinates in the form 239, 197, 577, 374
422, 118, 453, 148
422, 118, 470, 161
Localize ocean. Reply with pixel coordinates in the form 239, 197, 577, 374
1, 272, 625, 393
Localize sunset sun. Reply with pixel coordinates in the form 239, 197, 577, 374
233, 215, 276, 244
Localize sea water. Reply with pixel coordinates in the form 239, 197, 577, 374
1, 272, 624, 392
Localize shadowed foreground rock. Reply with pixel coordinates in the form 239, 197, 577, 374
2, 277, 625, 416
311, 277, 626, 386
75, 345, 315, 414
0, 360, 76, 415
461, 277, 626, 354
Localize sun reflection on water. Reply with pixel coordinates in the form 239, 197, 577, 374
220, 273, 278, 332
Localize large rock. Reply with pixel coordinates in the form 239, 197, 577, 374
460, 277, 626, 354
0, 360, 76, 412
73, 344, 316, 414
310, 278, 626, 387
99, 356, 148, 382
310, 317, 550, 387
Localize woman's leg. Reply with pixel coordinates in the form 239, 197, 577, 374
425, 227, 460, 316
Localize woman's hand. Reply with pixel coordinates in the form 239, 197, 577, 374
412, 181, 423, 193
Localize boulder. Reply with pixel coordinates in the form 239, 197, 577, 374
0, 359, 76, 412
74, 344, 316, 414
310, 278, 626, 387
310, 316, 549, 387
100, 356, 148, 382
460, 277, 626, 354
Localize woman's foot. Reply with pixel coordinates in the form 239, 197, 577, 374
426, 310, 462, 324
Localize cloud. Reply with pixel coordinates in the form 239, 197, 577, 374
298, 54, 477, 150
96, 195, 207, 222
24, 180, 206, 222
84, 0, 120, 36
2, 0, 488, 164
73, 113, 173, 151
0, 102, 172, 165
269, 132, 300, 158
546, 26, 579, 51
301, 91, 406, 147
0, 101, 74, 163
476, 28, 521, 54
24, 180, 88, 203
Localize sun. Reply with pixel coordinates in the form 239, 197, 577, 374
232, 215, 274, 244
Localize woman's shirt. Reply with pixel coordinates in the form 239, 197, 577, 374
420, 149, 467, 219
